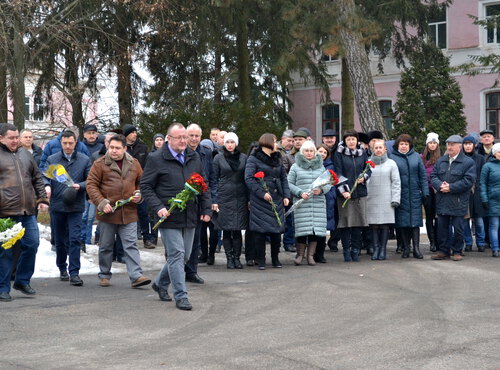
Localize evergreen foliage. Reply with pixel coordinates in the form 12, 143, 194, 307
392, 43, 466, 152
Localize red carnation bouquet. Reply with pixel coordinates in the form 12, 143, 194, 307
285, 169, 342, 217
153, 173, 208, 230
254, 171, 282, 227
342, 160, 376, 208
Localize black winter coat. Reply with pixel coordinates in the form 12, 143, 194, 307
390, 147, 428, 228
31, 144, 43, 167
334, 141, 371, 199
127, 139, 149, 169
245, 148, 290, 234
213, 150, 249, 230
464, 151, 486, 218
140, 145, 212, 229
430, 151, 476, 217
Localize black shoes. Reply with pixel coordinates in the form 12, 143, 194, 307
233, 258, 243, 269
198, 254, 208, 263
143, 240, 155, 249
283, 244, 296, 252
80, 241, 86, 253
478, 246, 485, 252
70, 275, 84, 286
246, 260, 255, 266
464, 245, 472, 252
12, 283, 36, 295
207, 255, 215, 265
185, 274, 204, 284
60, 271, 69, 281
272, 258, 282, 268
176, 298, 192, 311
314, 256, 327, 263
152, 282, 172, 301
493, 250, 499, 257
0, 292, 12, 302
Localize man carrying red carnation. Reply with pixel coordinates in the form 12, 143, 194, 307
140, 123, 212, 311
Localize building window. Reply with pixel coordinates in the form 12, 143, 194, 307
24, 97, 30, 119
486, 92, 500, 137
428, 8, 447, 49
321, 54, 339, 62
379, 100, 393, 132
486, 4, 500, 43
33, 97, 44, 121
322, 104, 340, 133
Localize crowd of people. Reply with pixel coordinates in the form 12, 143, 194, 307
0, 121, 498, 310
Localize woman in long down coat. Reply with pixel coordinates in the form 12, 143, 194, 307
245, 133, 290, 270
287, 141, 331, 266
390, 134, 429, 259
366, 139, 401, 260
334, 130, 371, 262
480, 143, 500, 257
212, 132, 248, 269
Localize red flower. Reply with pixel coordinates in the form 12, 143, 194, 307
366, 160, 376, 168
254, 171, 265, 179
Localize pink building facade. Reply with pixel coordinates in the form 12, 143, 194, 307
288, 0, 500, 143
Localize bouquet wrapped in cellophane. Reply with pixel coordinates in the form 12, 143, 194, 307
285, 169, 345, 217
0, 218, 25, 250
44, 164, 74, 187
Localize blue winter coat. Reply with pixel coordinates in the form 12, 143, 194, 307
42, 150, 91, 213
287, 154, 331, 237
39, 131, 90, 170
245, 148, 290, 234
390, 147, 428, 227
480, 157, 500, 217
430, 152, 476, 217
323, 157, 337, 231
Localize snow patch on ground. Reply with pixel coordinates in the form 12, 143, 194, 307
33, 224, 165, 278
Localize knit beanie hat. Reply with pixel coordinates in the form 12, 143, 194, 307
492, 143, 500, 155
223, 132, 239, 147
426, 132, 439, 144
122, 124, 137, 137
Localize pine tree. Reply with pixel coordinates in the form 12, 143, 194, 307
392, 43, 466, 151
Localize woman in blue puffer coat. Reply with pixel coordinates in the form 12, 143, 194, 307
480, 143, 500, 257
390, 134, 429, 259
288, 141, 331, 266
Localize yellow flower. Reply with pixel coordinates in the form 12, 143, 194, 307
1, 228, 25, 250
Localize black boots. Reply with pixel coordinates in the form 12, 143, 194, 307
224, 232, 243, 269
233, 235, 243, 269
400, 228, 411, 258
371, 228, 380, 261
412, 227, 423, 259
378, 228, 389, 260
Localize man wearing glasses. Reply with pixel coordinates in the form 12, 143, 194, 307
141, 123, 212, 310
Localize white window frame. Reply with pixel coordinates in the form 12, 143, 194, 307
481, 0, 500, 45
428, 8, 447, 49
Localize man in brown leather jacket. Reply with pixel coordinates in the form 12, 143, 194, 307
86, 134, 151, 289
0, 123, 49, 302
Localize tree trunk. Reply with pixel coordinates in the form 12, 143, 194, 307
214, 49, 222, 104
338, 0, 388, 138
116, 50, 133, 126
0, 47, 7, 123
10, 13, 26, 129
65, 47, 84, 130
236, 13, 251, 110
341, 58, 354, 132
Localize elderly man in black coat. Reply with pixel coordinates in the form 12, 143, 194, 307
140, 123, 212, 311
430, 135, 476, 261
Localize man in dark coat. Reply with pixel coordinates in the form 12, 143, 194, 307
42, 131, 91, 286
477, 129, 495, 159
19, 129, 43, 167
462, 135, 487, 252
141, 123, 212, 311
123, 124, 155, 248
0, 124, 49, 302
431, 135, 476, 261
184, 123, 216, 284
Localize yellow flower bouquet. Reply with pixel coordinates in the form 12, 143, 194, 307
0, 218, 25, 250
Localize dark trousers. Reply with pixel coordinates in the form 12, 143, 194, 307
437, 215, 464, 255
200, 221, 218, 258
52, 211, 83, 276
283, 203, 295, 247
254, 232, 280, 264
137, 201, 154, 242
245, 230, 256, 262
424, 189, 438, 245
185, 220, 202, 277
340, 227, 363, 250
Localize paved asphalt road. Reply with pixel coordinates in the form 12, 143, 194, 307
2, 241, 500, 369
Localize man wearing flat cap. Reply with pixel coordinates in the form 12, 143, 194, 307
430, 135, 476, 261
322, 129, 338, 158
478, 129, 496, 159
